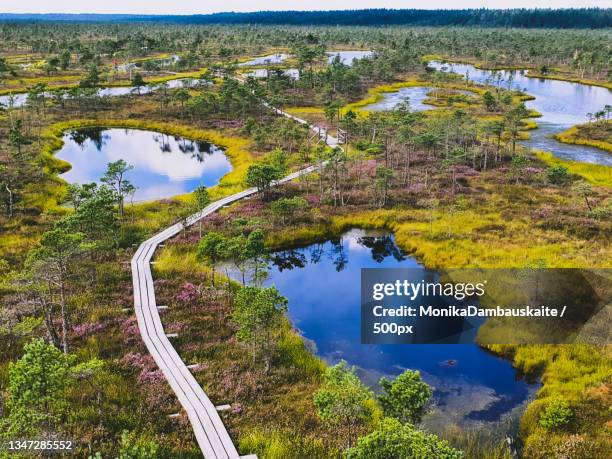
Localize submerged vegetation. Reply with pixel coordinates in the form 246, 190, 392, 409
0, 13, 610, 459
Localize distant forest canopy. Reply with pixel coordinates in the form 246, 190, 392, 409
1, 8, 611, 29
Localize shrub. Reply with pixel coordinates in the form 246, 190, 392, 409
539, 397, 572, 430
378, 370, 432, 424
345, 417, 464, 459
546, 165, 570, 185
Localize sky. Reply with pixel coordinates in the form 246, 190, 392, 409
1, 1, 610, 15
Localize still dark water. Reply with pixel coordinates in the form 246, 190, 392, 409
262, 229, 536, 428
56, 128, 232, 201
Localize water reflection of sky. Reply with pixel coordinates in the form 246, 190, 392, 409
260, 229, 535, 426
365, 86, 437, 112
431, 61, 612, 126
56, 128, 232, 201
327, 50, 373, 66
243, 68, 300, 80
239, 53, 290, 66
0, 78, 199, 108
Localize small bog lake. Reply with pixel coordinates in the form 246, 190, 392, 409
327, 50, 373, 66
239, 53, 290, 66
261, 229, 536, 428
365, 86, 474, 112
56, 128, 232, 201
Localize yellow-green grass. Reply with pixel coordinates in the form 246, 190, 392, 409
0, 74, 83, 95
285, 106, 325, 115
267, 206, 609, 271
554, 125, 612, 154
535, 151, 612, 187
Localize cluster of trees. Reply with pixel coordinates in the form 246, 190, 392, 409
313, 361, 462, 457
586, 104, 612, 123
196, 229, 266, 287
2, 21, 609, 84
0, 338, 161, 456
8, 160, 134, 355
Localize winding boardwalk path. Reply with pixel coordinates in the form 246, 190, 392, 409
131, 105, 338, 457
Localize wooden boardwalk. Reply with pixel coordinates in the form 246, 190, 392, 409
131, 102, 338, 457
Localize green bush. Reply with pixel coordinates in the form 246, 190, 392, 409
547, 165, 570, 185
539, 397, 572, 430
345, 418, 463, 459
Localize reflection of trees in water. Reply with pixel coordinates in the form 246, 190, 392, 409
357, 235, 405, 263
147, 133, 222, 161
269, 234, 405, 272
174, 136, 196, 155
309, 243, 325, 264
70, 128, 109, 151
153, 133, 172, 153
270, 250, 307, 271
328, 239, 348, 272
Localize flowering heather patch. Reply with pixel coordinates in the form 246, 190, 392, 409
120, 317, 140, 340
120, 351, 155, 371
232, 199, 265, 217
176, 282, 199, 302
167, 321, 188, 334
305, 194, 321, 206
212, 119, 243, 129
179, 232, 202, 244
157, 198, 179, 205
524, 167, 544, 175
203, 212, 226, 227
405, 182, 426, 194
454, 164, 479, 178
530, 206, 554, 220
188, 363, 209, 373
137, 368, 166, 385
72, 321, 105, 338
231, 403, 243, 414
352, 159, 377, 177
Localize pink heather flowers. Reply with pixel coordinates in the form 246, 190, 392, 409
72, 321, 105, 338
176, 282, 199, 302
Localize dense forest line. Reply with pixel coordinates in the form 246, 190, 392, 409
1, 8, 611, 29
0, 24, 610, 82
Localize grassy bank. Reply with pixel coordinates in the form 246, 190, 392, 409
554, 123, 612, 154
535, 151, 612, 187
